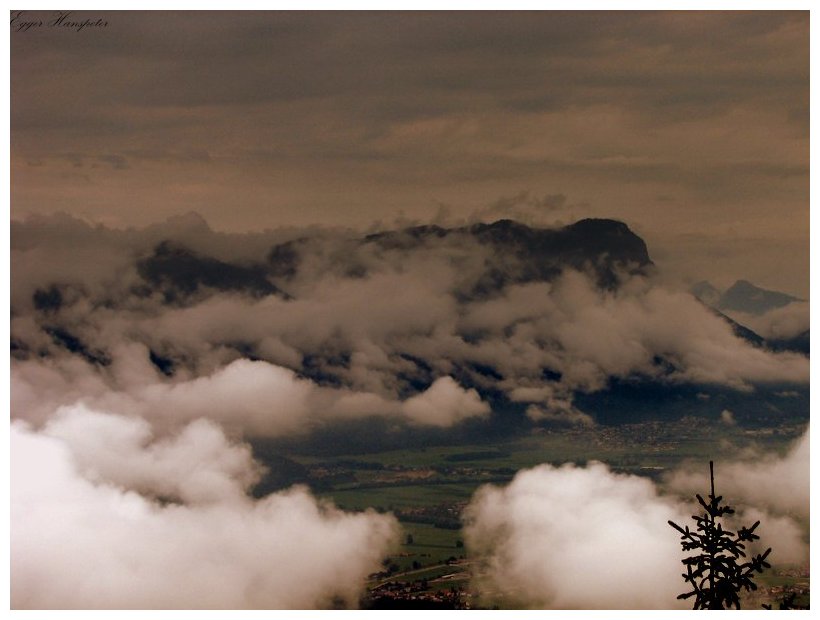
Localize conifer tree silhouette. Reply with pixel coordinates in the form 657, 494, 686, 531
668, 461, 772, 610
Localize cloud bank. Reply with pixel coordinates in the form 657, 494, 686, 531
11, 411, 399, 609
665, 428, 810, 521
725, 301, 810, 341
464, 462, 690, 609
10, 214, 808, 436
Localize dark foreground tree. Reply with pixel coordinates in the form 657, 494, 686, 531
668, 461, 772, 609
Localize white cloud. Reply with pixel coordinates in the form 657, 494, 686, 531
400, 376, 490, 426
11, 420, 399, 609
664, 428, 809, 520
138, 358, 316, 436
725, 301, 809, 341
720, 409, 735, 425
134, 359, 490, 434
43, 404, 263, 504
464, 462, 689, 609
525, 403, 594, 427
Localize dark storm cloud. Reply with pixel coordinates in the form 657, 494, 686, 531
92, 15, 810, 120
12, 11, 808, 253
12, 12, 807, 111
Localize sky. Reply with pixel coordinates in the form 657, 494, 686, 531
10, 10, 809, 295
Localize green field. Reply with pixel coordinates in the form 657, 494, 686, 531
323, 483, 478, 511
297, 419, 803, 474
382, 522, 465, 571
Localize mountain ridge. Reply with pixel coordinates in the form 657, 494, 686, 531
133, 217, 654, 304
692, 279, 802, 316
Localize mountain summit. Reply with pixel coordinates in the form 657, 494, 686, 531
719, 279, 801, 316
462, 218, 652, 290
301, 217, 652, 295
693, 279, 801, 316
133, 218, 651, 304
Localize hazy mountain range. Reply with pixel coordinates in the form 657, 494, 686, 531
11, 214, 808, 444
692, 279, 802, 316
692, 279, 808, 355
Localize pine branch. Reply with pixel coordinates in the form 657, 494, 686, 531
668, 461, 772, 610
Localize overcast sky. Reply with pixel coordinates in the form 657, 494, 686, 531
10, 10, 809, 295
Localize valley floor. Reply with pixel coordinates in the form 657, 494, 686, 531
258, 417, 810, 609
